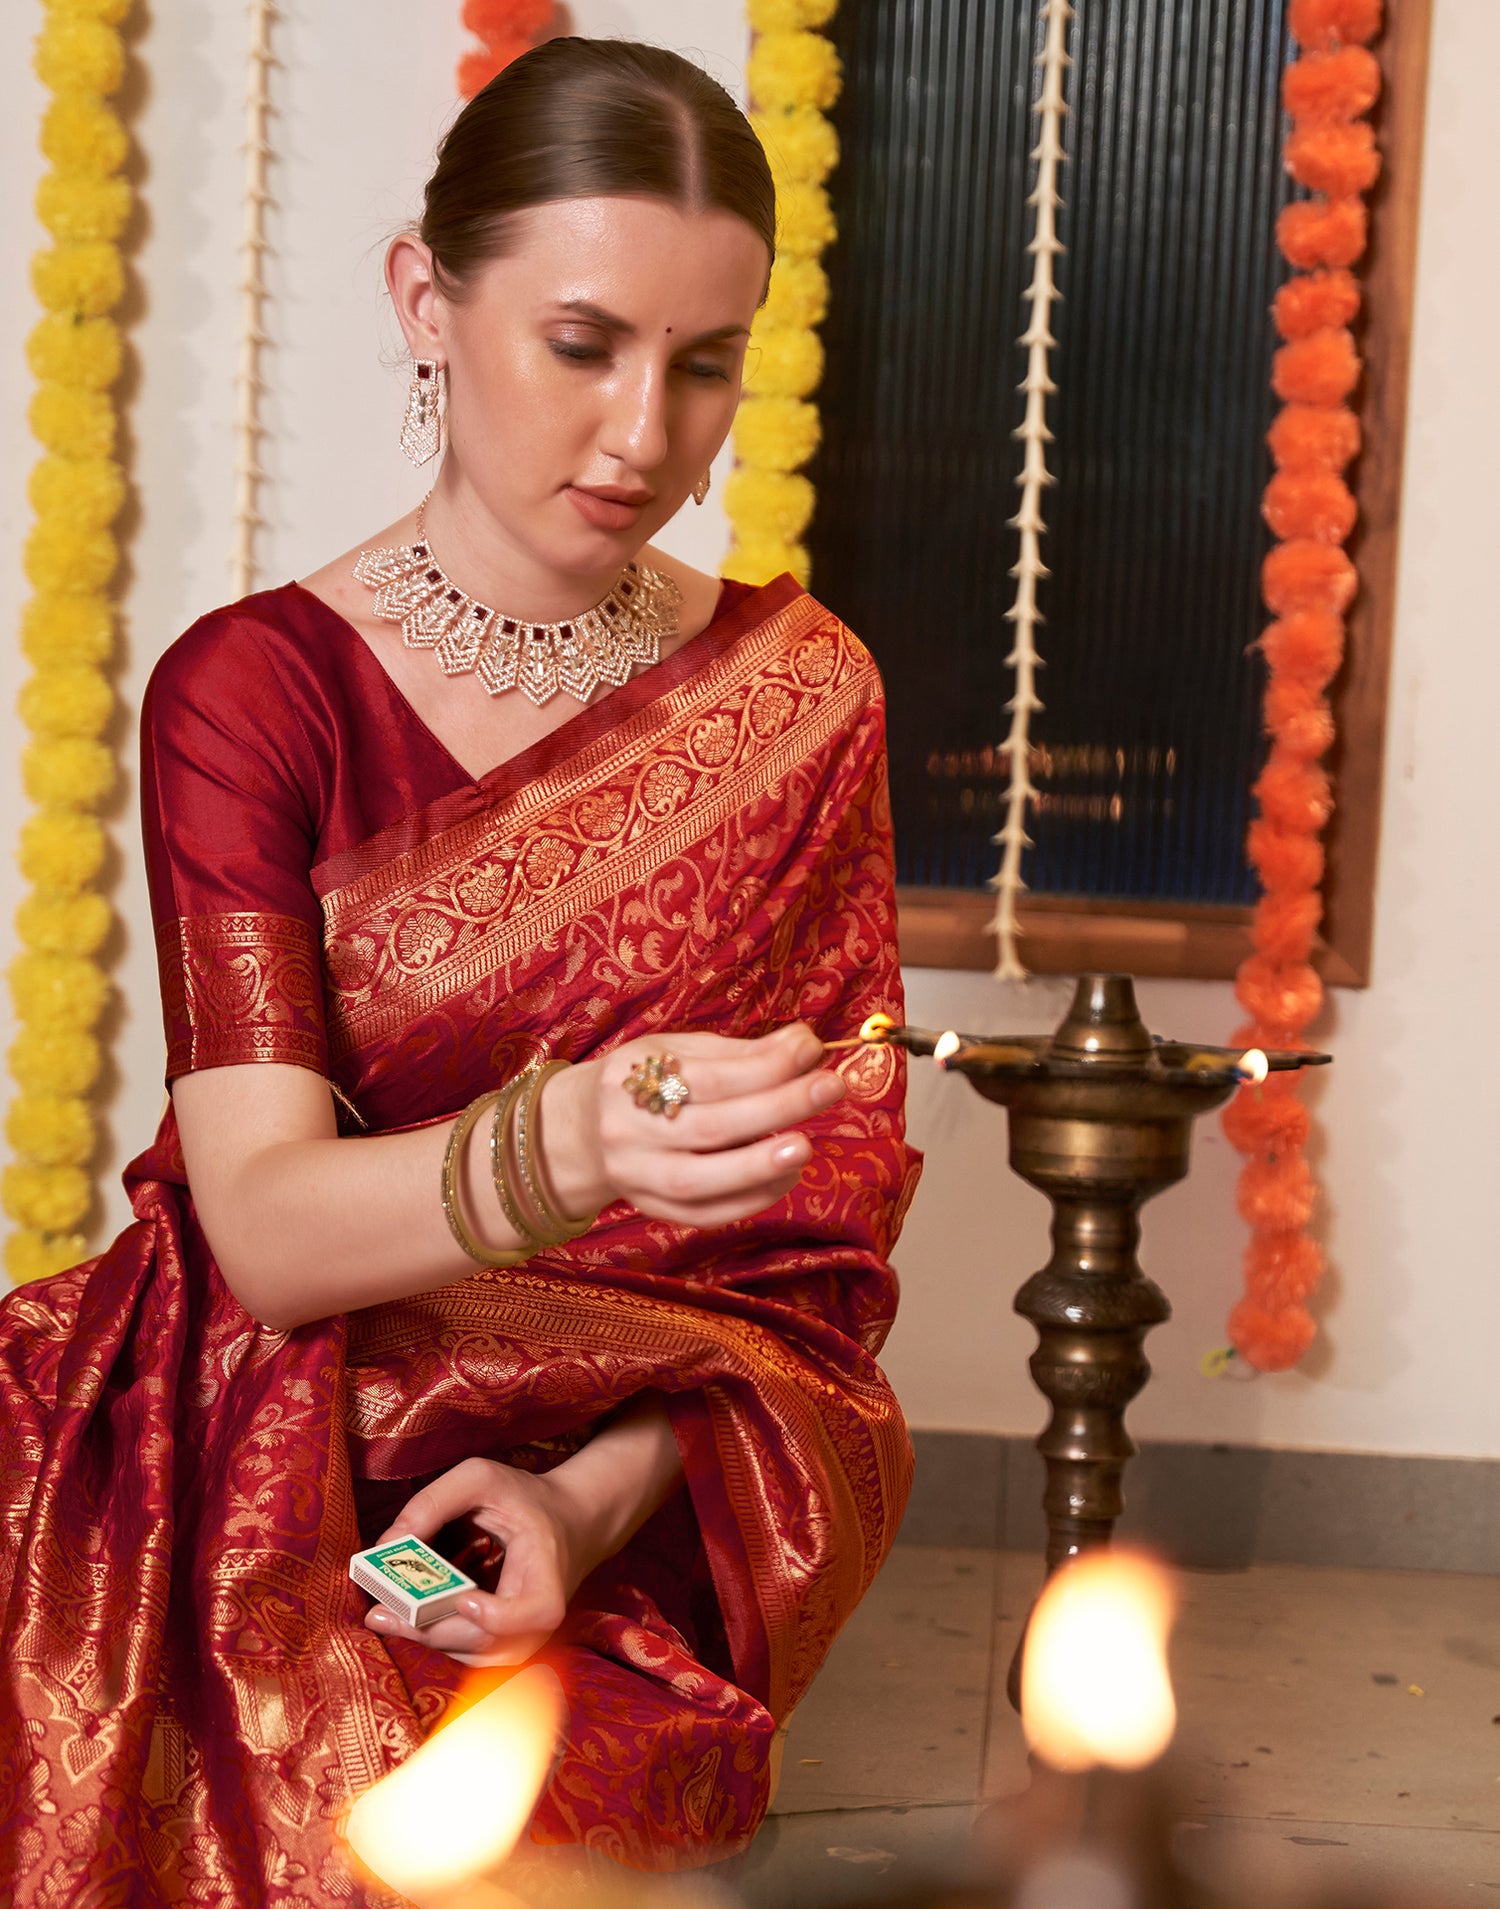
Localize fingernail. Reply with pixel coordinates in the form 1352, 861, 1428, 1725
809, 1074, 844, 1108
772, 1136, 810, 1168
459, 1596, 485, 1620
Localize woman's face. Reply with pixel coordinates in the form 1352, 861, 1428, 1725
422, 196, 769, 577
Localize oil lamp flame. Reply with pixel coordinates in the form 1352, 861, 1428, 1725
1021, 1550, 1177, 1773
1238, 1047, 1269, 1084
343, 1666, 564, 1896
932, 1030, 962, 1068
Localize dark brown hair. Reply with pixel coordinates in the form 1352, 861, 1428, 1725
419, 37, 776, 294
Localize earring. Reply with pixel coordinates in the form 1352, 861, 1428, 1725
401, 359, 444, 466
692, 469, 712, 507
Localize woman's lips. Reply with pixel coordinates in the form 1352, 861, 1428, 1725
565, 486, 650, 532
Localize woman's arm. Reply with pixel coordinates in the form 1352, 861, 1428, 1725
173, 1021, 845, 1330
359, 1395, 685, 1665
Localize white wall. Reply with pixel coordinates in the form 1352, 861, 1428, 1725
2, 3, 1494, 1460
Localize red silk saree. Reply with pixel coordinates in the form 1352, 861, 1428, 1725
0, 572, 919, 1904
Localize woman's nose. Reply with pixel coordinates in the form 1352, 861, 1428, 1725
601, 361, 670, 473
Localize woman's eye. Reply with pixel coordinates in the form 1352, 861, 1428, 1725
680, 360, 730, 382
549, 340, 607, 365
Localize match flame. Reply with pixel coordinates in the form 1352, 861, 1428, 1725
859, 1012, 896, 1043
344, 1666, 564, 1896
932, 1030, 962, 1067
1021, 1550, 1178, 1773
1238, 1048, 1269, 1084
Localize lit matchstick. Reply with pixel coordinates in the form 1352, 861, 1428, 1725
821, 1012, 897, 1051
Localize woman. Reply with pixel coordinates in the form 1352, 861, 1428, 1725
0, 37, 918, 1902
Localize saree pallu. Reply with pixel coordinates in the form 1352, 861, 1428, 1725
0, 574, 920, 1905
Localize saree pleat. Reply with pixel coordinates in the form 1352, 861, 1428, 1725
0, 574, 919, 1903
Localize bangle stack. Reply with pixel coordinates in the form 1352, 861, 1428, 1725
441, 1060, 598, 1269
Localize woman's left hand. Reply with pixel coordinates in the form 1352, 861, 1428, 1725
360, 1457, 587, 1666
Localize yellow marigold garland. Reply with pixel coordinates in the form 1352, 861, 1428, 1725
725, 0, 843, 588
4, 0, 133, 1287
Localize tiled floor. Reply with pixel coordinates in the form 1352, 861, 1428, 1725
738, 1548, 1500, 1905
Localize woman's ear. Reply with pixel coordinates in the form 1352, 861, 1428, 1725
386, 233, 445, 362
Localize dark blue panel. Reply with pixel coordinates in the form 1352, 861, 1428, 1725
808, 0, 1294, 905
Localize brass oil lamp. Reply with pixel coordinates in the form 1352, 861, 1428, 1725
862, 973, 1329, 1699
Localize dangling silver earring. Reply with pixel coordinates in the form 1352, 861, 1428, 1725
691, 469, 712, 506
401, 359, 445, 466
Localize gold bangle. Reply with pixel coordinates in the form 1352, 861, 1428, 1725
489, 1074, 548, 1252
442, 1091, 534, 1269
514, 1060, 598, 1244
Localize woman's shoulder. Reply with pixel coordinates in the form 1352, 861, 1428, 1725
141, 584, 347, 786
146, 583, 324, 706
714, 566, 881, 684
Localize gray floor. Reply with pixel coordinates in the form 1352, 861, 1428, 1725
738, 1547, 1500, 1906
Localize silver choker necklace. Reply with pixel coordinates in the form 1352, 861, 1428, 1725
353, 504, 683, 709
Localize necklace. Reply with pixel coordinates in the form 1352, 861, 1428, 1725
352, 503, 683, 708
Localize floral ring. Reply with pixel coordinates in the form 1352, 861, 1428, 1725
622, 1053, 691, 1119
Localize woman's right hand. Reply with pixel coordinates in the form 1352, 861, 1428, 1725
540, 1022, 846, 1228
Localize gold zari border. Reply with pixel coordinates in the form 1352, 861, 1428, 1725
320, 596, 877, 1055
156, 910, 327, 1079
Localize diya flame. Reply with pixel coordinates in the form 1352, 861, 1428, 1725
343, 1666, 564, 1900
1021, 1549, 1179, 1773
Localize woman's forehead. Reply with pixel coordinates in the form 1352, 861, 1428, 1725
481, 196, 768, 315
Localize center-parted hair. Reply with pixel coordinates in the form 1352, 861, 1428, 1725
419, 37, 776, 294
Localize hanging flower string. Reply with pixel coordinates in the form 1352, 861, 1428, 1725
4, 0, 135, 1286
990, 0, 1073, 981
1223, 0, 1383, 1372
232, 0, 274, 598
724, 0, 842, 589
457, 0, 554, 99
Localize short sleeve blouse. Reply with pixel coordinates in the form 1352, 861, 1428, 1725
141, 605, 330, 1082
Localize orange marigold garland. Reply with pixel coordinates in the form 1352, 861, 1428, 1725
1224, 0, 1383, 1373
457, 0, 553, 99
